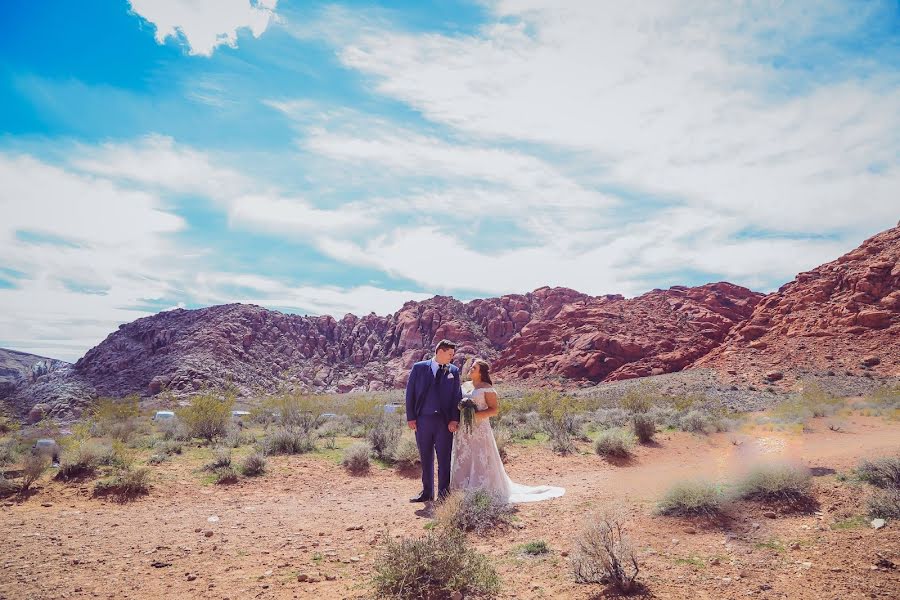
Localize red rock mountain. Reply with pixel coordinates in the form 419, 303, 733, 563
693, 225, 900, 383
4, 225, 898, 419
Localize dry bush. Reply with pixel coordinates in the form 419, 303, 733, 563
343, 395, 384, 431
656, 480, 722, 517
214, 465, 239, 485
20, 453, 48, 492
631, 413, 656, 443
155, 440, 183, 456
594, 428, 636, 458
0, 414, 20, 434
735, 463, 813, 504
619, 385, 655, 414
262, 428, 316, 455
0, 472, 18, 497
368, 414, 402, 461
222, 427, 256, 449
392, 438, 420, 471
0, 440, 20, 467
867, 488, 900, 519
158, 418, 191, 441
56, 441, 107, 481
205, 446, 232, 470
93, 466, 151, 499
177, 393, 234, 443
592, 407, 631, 430
856, 456, 900, 489
435, 489, 514, 533
493, 428, 511, 463
92, 395, 141, 441
572, 512, 640, 593
372, 527, 500, 599
343, 442, 371, 475
544, 413, 577, 455
241, 451, 267, 476
266, 392, 333, 434
499, 411, 542, 439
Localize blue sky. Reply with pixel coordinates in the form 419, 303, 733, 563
1, 0, 899, 361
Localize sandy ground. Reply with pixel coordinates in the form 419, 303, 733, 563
1, 415, 898, 600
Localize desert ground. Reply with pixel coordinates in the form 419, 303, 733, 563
1, 398, 898, 600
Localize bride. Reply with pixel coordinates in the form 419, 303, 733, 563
449, 359, 565, 503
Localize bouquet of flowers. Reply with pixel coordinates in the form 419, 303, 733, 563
458, 397, 478, 434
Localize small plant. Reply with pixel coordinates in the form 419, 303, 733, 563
222, 427, 255, 449
735, 463, 813, 504
372, 527, 500, 599
262, 428, 316, 455
204, 447, 232, 471
177, 393, 234, 443
0, 473, 18, 497
214, 465, 239, 485
368, 415, 403, 461
155, 440, 184, 456
20, 453, 48, 492
434, 489, 514, 533
572, 512, 640, 593
592, 407, 631, 430
93, 466, 151, 499
56, 441, 106, 481
656, 480, 722, 517
392, 438, 420, 471
92, 395, 141, 441
493, 428, 511, 463
241, 451, 267, 477
343, 442, 371, 475
856, 456, 900, 489
520, 540, 550, 555
0, 414, 20, 434
594, 428, 636, 458
867, 489, 900, 519
631, 413, 656, 444
0, 440, 19, 466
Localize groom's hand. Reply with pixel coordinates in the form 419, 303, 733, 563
407, 420, 417, 431
448, 421, 458, 433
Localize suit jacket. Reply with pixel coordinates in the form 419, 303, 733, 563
405, 360, 463, 423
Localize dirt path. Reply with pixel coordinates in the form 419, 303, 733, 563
1, 416, 898, 600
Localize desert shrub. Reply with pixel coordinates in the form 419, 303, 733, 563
155, 440, 183, 456
214, 465, 239, 485
494, 428, 511, 463
241, 451, 267, 476
318, 416, 351, 449
799, 380, 843, 417
435, 489, 514, 533
544, 413, 577, 455
645, 405, 678, 429
342, 442, 371, 475
20, 453, 48, 492
0, 473, 17, 497
204, 447, 232, 471
92, 395, 141, 441
656, 480, 722, 517
594, 428, 635, 458
392, 437, 420, 471
157, 418, 191, 441
856, 456, 900, 489
520, 540, 550, 555
344, 395, 384, 430
147, 453, 168, 465
177, 393, 234, 443
262, 427, 316, 455
619, 386, 654, 414
0, 440, 20, 466
267, 392, 333, 434
572, 512, 640, 593
592, 407, 631, 430
222, 427, 255, 449
631, 413, 656, 443
678, 410, 712, 433
368, 414, 403, 461
372, 527, 500, 599
867, 488, 900, 519
56, 441, 106, 481
93, 466, 151, 499
868, 384, 900, 411
499, 411, 542, 439
0, 414, 20, 434
735, 463, 813, 503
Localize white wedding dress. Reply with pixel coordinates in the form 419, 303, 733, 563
449, 386, 565, 503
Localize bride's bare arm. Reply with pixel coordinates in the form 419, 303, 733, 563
477, 391, 500, 421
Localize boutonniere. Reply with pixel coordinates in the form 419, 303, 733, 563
447, 372, 455, 379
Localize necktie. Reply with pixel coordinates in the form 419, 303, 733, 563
435, 364, 445, 384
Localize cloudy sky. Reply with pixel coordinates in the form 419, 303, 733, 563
1, 1, 898, 362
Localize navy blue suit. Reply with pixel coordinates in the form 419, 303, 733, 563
405, 360, 462, 498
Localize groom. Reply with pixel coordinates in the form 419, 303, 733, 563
405, 339, 462, 502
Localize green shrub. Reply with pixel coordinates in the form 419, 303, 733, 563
632, 413, 656, 443
867, 488, 900, 519
0, 440, 20, 467
155, 440, 183, 456
56, 441, 106, 481
592, 407, 631, 430
435, 489, 514, 533
177, 393, 234, 443
0, 473, 17, 497
856, 456, 900, 489
263, 428, 316, 455
214, 465, 239, 485
204, 447, 232, 471
572, 513, 640, 593
157, 417, 191, 441
494, 428, 511, 463
92, 395, 141, 441
222, 427, 255, 449
735, 463, 813, 503
0, 414, 20, 434
656, 480, 722, 517
520, 540, 550, 555
93, 466, 151, 499
372, 528, 500, 599
241, 451, 267, 476
266, 392, 332, 434
343, 442, 371, 475
544, 412, 580, 455
619, 386, 654, 414
368, 414, 402, 461
594, 428, 635, 458
392, 438, 420, 470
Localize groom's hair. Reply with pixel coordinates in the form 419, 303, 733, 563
434, 339, 457, 352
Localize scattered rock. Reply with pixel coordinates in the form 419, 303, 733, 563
151, 561, 172, 568
764, 371, 783, 382
204, 531, 214, 538
450, 592, 463, 600
763, 511, 776, 519
871, 519, 886, 530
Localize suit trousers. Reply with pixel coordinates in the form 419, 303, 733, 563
416, 413, 453, 498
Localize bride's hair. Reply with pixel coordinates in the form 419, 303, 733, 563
473, 359, 493, 385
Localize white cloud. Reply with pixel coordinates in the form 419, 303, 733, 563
128, 0, 279, 57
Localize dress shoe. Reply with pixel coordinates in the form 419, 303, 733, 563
410, 491, 433, 503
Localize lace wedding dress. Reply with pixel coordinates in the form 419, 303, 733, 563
449, 386, 565, 503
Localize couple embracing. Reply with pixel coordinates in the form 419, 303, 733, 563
405, 339, 564, 504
